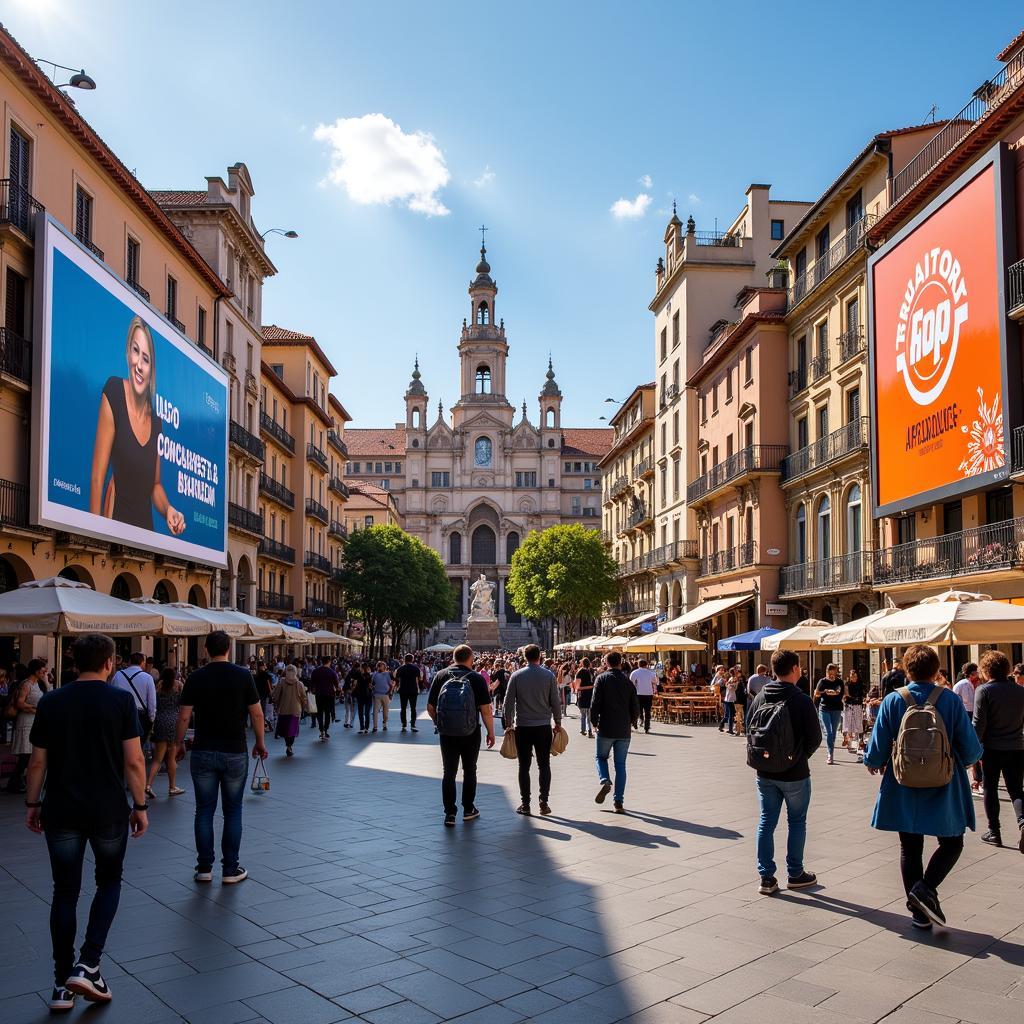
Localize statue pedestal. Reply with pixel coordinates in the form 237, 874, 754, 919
465, 619, 500, 651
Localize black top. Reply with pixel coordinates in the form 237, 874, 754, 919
973, 678, 1024, 751
881, 669, 906, 697
815, 677, 844, 712
427, 665, 490, 727
395, 663, 422, 696
30, 680, 140, 830
180, 661, 259, 754
351, 669, 373, 700
795, 674, 811, 696
575, 668, 594, 709
102, 376, 160, 530
590, 669, 640, 739
844, 681, 865, 706
254, 670, 273, 702
746, 681, 822, 781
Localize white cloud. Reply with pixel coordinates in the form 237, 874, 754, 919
688, 192, 702, 206
313, 113, 451, 216
610, 193, 652, 219
473, 165, 495, 188
639, 174, 653, 188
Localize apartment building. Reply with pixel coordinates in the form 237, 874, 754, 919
0, 26, 228, 646
600, 383, 656, 627
771, 125, 939, 631
346, 481, 401, 531
153, 165, 278, 614
649, 187, 810, 635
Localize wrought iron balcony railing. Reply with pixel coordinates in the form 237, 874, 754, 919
76, 231, 104, 261
305, 498, 329, 524
329, 476, 350, 499
227, 502, 263, 536
329, 519, 348, 540
0, 478, 32, 529
0, 328, 31, 384
0, 179, 44, 239
780, 551, 872, 597
259, 472, 295, 509
258, 536, 296, 564
699, 541, 757, 578
128, 278, 150, 302
1009, 258, 1024, 316
229, 420, 265, 461
328, 430, 348, 456
260, 410, 295, 453
838, 324, 865, 363
304, 551, 332, 574
687, 445, 787, 505
306, 442, 329, 471
781, 417, 869, 483
809, 349, 830, 384
788, 214, 877, 309
633, 456, 654, 479
257, 590, 294, 612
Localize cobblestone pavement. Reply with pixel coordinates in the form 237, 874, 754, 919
2, 702, 1023, 1023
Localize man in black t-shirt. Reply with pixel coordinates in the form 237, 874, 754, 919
427, 644, 495, 826
396, 654, 423, 732
25, 633, 148, 1012
174, 631, 266, 885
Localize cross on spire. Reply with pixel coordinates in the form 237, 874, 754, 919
479, 224, 488, 248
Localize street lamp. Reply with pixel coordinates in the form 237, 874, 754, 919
35, 59, 97, 92
260, 227, 299, 240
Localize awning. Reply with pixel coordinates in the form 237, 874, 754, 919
717, 627, 779, 652
662, 593, 754, 633
612, 611, 657, 634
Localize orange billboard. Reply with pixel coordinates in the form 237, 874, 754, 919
869, 149, 1014, 518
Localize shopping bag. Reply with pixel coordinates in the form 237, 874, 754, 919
499, 728, 518, 759
551, 726, 570, 756
250, 757, 270, 793
306, 691, 317, 715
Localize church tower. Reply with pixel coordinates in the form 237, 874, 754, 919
452, 236, 513, 427
404, 356, 427, 440
539, 357, 562, 449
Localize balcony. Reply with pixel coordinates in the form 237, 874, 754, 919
788, 367, 808, 397
788, 214, 877, 311
304, 551, 332, 574
838, 324, 866, 363
659, 382, 680, 409
331, 566, 345, 586
609, 475, 630, 497
694, 230, 741, 248
809, 349, 830, 384
75, 231, 104, 261
646, 540, 699, 569
258, 536, 296, 564
128, 278, 150, 302
228, 502, 263, 536
0, 478, 33, 529
634, 456, 654, 480
229, 420, 265, 462
329, 476, 350, 500
687, 445, 787, 506
305, 498, 329, 524
329, 519, 348, 540
874, 517, 1024, 587
167, 313, 186, 334
259, 472, 295, 509
699, 541, 757, 578
780, 551, 872, 597
781, 417, 869, 483
1013, 425, 1024, 475
306, 598, 345, 620
257, 590, 294, 613
259, 410, 295, 453
0, 180, 44, 240
0, 329, 32, 385
328, 430, 348, 457
306, 442, 329, 471
626, 503, 652, 530
1009, 259, 1024, 319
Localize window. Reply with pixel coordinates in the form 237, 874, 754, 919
365, 515, 374, 528
846, 296, 860, 335
985, 487, 1013, 525
847, 484, 862, 553
126, 236, 140, 287
795, 248, 807, 280
583, 478, 592, 490
672, 359, 679, 389
515, 471, 537, 488
744, 346, 753, 383
449, 533, 462, 565
352, 462, 360, 473
672, 311, 680, 348
384, 462, 393, 473
672, 454, 680, 500
506, 531, 520, 562
847, 387, 861, 423
660, 422, 667, 453
816, 319, 828, 359
571, 495, 582, 515
672, 411, 679, 446
271, 363, 284, 379
5, 268, 27, 337
896, 515, 916, 545
431, 471, 450, 487
74, 185, 93, 243
795, 504, 807, 564
660, 466, 667, 506
770, 219, 785, 240
725, 369, 733, 402
846, 189, 864, 228
166, 275, 178, 321
395, 462, 401, 473
817, 496, 831, 561
711, 383, 718, 414
472, 525, 497, 563
660, 327, 667, 362
475, 364, 491, 394
374, 462, 382, 474
198, 307, 207, 351
816, 405, 829, 439
700, 392, 707, 423
476, 301, 490, 325
815, 224, 830, 260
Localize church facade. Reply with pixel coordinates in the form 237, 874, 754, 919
345, 245, 612, 641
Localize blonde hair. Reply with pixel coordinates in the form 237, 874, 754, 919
125, 316, 157, 406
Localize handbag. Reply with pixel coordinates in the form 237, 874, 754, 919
551, 725, 570, 756
499, 728, 517, 759
250, 757, 270, 793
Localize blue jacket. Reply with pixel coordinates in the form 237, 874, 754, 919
864, 682, 983, 836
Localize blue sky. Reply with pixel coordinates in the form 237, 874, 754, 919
8, 0, 1022, 428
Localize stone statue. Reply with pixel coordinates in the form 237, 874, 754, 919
468, 572, 497, 621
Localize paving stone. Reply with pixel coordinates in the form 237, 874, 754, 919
243, 984, 352, 1023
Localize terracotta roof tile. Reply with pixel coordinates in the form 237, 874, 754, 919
997, 28, 1024, 62
344, 428, 408, 456
262, 324, 316, 342
150, 190, 209, 206
561, 427, 614, 457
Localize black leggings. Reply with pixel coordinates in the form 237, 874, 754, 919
898, 832, 964, 895
357, 698, 372, 730
981, 747, 1024, 834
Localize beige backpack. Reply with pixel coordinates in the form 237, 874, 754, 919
892, 687, 953, 788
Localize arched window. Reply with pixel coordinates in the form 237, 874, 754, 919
506, 531, 520, 563
846, 484, 862, 553
475, 365, 491, 394
449, 532, 462, 565
111, 575, 131, 601
154, 581, 172, 604
795, 504, 807, 564
474, 437, 493, 467
817, 495, 831, 562
545, 407, 555, 428
471, 524, 496, 564
476, 301, 490, 325
411, 407, 421, 428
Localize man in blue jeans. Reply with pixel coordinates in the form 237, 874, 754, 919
175, 631, 266, 884
745, 648, 822, 895
590, 652, 640, 813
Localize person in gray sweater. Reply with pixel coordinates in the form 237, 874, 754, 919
504, 645, 561, 816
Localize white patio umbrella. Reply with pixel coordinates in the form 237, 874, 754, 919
0, 577, 165, 635
591, 635, 626, 650
424, 642, 456, 652
281, 623, 316, 644
864, 590, 1024, 646
309, 629, 345, 642
818, 605, 900, 650
130, 597, 211, 636
623, 631, 707, 653
554, 636, 597, 650
760, 618, 832, 651
223, 610, 291, 640
165, 602, 248, 637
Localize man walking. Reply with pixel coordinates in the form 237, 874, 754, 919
745, 648, 822, 895
504, 644, 561, 816
396, 654, 423, 732
174, 631, 266, 885
591, 651, 640, 813
629, 658, 658, 734
954, 662, 983, 793
973, 650, 1024, 851
112, 652, 156, 745
427, 645, 494, 826
310, 656, 339, 741
24, 634, 148, 1011
747, 663, 772, 698
370, 661, 394, 733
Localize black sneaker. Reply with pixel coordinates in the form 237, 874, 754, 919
758, 876, 779, 895
981, 830, 1002, 847
539, 801, 552, 816
65, 963, 112, 1003
223, 865, 248, 884
613, 803, 625, 814
595, 781, 612, 804
516, 804, 531, 816
908, 881, 946, 927
444, 813, 456, 827
464, 807, 480, 821
194, 868, 213, 883
907, 900, 933, 930
787, 871, 818, 889
48, 986, 76, 1012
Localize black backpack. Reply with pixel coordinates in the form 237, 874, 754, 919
435, 670, 480, 737
746, 696, 797, 772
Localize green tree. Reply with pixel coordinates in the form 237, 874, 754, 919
506, 524, 618, 642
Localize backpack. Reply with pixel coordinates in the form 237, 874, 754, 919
435, 670, 480, 737
892, 687, 953, 788
746, 696, 797, 772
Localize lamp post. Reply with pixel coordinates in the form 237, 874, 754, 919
259, 228, 299, 240
34, 59, 97, 92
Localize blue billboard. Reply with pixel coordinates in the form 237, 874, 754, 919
33, 218, 229, 567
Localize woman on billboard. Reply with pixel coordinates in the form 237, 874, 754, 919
89, 316, 186, 536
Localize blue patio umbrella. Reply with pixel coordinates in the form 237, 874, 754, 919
717, 626, 780, 652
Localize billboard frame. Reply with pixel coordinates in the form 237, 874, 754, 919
867, 141, 1019, 520
31, 213, 230, 568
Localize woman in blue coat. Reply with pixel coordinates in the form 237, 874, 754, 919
864, 644, 983, 931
